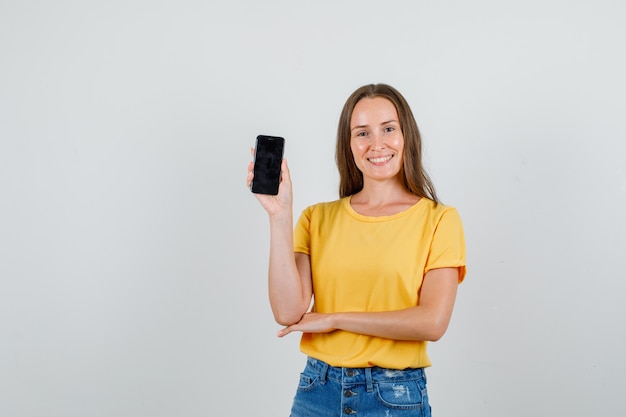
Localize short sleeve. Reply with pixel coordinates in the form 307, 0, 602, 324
425, 208, 467, 283
293, 205, 313, 255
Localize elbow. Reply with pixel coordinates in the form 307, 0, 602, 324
422, 319, 450, 342
273, 311, 304, 327
270, 298, 310, 326
428, 329, 446, 342
274, 315, 296, 327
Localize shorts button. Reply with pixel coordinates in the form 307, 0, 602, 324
344, 407, 356, 414
344, 389, 356, 397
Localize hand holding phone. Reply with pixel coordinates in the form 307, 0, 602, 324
251, 135, 285, 195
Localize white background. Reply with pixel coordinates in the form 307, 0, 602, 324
1, 1, 625, 416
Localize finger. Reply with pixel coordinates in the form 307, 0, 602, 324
280, 158, 291, 184
247, 161, 254, 187
276, 326, 291, 338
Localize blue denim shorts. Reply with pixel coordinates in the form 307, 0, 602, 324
289, 356, 431, 417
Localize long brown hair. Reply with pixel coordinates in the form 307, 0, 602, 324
335, 83, 439, 203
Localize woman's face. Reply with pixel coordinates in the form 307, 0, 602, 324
349, 97, 404, 183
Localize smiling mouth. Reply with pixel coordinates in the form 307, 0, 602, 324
368, 155, 393, 165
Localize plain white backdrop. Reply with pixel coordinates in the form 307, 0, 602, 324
1, 1, 625, 416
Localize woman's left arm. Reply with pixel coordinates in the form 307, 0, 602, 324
276, 267, 460, 341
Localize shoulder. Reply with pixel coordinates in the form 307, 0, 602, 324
420, 198, 459, 215
301, 197, 346, 216
419, 199, 463, 227
295, 198, 347, 229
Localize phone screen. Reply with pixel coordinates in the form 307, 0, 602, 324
251, 135, 285, 195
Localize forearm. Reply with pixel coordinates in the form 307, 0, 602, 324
277, 268, 459, 341
267, 212, 310, 325
333, 307, 449, 342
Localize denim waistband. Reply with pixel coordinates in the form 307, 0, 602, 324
304, 356, 426, 391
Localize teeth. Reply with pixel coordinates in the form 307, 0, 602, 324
369, 156, 392, 164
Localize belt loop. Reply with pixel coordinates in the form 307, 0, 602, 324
365, 367, 373, 393
319, 360, 329, 385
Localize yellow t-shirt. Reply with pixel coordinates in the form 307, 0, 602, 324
293, 196, 466, 369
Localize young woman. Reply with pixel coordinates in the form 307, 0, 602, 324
248, 83, 466, 416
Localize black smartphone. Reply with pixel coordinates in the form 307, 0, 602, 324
251, 135, 285, 195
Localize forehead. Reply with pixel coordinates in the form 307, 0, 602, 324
350, 97, 399, 126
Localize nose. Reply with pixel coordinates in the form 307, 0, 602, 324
371, 132, 385, 151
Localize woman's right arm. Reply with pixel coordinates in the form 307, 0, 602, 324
248, 157, 313, 325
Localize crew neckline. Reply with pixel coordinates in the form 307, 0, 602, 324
343, 195, 428, 222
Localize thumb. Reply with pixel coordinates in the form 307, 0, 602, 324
276, 326, 291, 338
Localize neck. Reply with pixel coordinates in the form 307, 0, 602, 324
354, 178, 408, 204
350, 180, 420, 216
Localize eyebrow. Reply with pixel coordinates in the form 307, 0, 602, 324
350, 120, 399, 132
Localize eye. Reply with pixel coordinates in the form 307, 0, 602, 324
356, 131, 368, 137
384, 126, 395, 133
